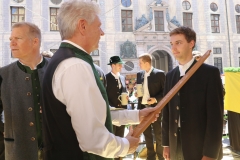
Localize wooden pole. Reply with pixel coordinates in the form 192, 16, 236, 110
132, 50, 211, 137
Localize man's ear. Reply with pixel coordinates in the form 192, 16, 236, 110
33, 38, 40, 46
77, 19, 87, 35
189, 40, 195, 49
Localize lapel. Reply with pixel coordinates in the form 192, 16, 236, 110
147, 68, 155, 83
185, 60, 197, 74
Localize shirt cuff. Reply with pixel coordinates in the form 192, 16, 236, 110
118, 138, 129, 157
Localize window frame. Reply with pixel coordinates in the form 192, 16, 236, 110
236, 15, 240, 34
210, 3, 218, 12
121, 0, 131, 7
182, 1, 191, 10
214, 57, 223, 73
121, 10, 133, 32
213, 48, 222, 54
183, 12, 193, 28
50, 0, 62, 5
154, 10, 164, 31
11, 6, 25, 27
211, 14, 220, 33
235, 4, 240, 13
13, 0, 24, 3
50, 7, 59, 31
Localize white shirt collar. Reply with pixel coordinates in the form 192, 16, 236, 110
111, 72, 120, 79
62, 40, 88, 54
179, 58, 195, 76
145, 66, 154, 77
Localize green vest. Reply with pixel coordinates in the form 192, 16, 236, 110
60, 43, 114, 160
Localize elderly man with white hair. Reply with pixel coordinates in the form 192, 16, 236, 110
41, 1, 158, 160
192, 50, 202, 61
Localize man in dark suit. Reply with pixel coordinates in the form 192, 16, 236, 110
106, 56, 127, 160
136, 53, 165, 160
162, 26, 223, 160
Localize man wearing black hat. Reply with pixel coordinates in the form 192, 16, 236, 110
106, 56, 127, 160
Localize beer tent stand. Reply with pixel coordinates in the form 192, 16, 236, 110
224, 67, 240, 153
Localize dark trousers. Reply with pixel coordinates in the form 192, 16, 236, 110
0, 133, 4, 160
143, 114, 164, 160
113, 125, 125, 160
176, 128, 184, 160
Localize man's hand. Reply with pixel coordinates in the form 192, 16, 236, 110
163, 147, 170, 160
139, 107, 159, 122
147, 97, 157, 105
125, 126, 140, 154
201, 156, 215, 160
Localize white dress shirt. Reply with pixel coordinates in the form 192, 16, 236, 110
141, 67, 153, 104
52, 41, 134, 158
178, 58, 194, 127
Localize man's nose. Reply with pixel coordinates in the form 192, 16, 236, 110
171, 45, 176, 51
10, 40, 16, 46
100, 28, 104, 36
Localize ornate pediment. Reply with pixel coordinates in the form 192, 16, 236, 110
120, 40, 137, 59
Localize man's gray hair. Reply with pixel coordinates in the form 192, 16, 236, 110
12, 22, 41, 43
58, 0, 100, 40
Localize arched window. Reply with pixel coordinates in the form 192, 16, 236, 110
182, 1, 191, 10
235, 4, 240, 13
121, 0, 131, 7
51, 0, 62, 5
210, 3, 218, 12
13, 0, 24, 3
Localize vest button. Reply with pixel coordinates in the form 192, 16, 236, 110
28, 107, 33, 111
31, 137, 35, 141
29, 122, 34, 126
176, 106, 179, 110
175, 119, 178, 123
27, 92, 31, 96
25, 77, 30, 81
174, 133, 177, 137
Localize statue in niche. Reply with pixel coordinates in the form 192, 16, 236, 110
120, 40, 137, 59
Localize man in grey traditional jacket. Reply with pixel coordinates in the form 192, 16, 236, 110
0, 22, 49, 160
